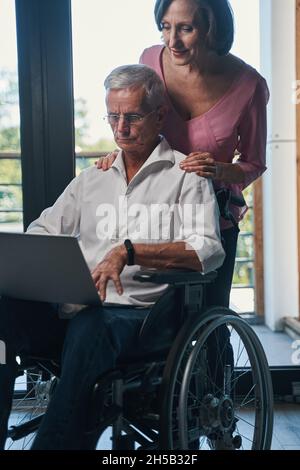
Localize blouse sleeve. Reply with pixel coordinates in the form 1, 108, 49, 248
138, 45, 163, 70
235, 77, 269, 190
139, 49, 146, 64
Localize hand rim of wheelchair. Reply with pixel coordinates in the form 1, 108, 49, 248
158, 306, 274, 450
6, 363, 59, 449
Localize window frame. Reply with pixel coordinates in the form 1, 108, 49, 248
15, 0, 75, 229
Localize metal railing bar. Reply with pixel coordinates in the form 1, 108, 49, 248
0, 209, 23, 213
235, 258, 254, 263
0, 153, 21, 159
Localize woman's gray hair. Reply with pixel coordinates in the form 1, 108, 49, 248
104, 64, 166, 110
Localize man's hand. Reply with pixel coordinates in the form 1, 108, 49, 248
91, 245, 127, 301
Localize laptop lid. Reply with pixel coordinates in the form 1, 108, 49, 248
0, 232, 101, 305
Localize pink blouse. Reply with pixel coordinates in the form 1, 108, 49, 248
140, 45, 269, 229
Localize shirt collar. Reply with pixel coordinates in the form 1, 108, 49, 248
111, 137, 175, 176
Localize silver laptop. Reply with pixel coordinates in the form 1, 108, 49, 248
0, 232, 101, 305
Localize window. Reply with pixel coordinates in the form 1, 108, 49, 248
231, 186, 255, 313
0, 0, 22, 232
71, 0, 161, 173
229, 0, 260, 314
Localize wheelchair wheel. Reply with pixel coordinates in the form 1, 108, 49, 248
6, 365, 56, 450
159, 307, 273, 450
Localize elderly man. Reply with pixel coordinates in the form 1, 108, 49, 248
0, 64, 224, 449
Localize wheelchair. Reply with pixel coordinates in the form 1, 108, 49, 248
6, 269, 274, 451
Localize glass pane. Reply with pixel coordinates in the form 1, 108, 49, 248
72, 0, 161, 162
231, 193, 255, 312
229, 1, 259, 314
233, 261, 254, 287
239, 207, 254, 234
236, 234, 254, 259
0, 0, 23, 232
75, 157, 96, 177
243, 185, 254, 208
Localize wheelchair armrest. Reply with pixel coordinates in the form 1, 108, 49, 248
133, 271, 218, 352
133, 269, 217, 286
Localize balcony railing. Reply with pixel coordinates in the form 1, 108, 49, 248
0, 152, 23, 231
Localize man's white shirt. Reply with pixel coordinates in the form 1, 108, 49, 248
27, 138, 225, 306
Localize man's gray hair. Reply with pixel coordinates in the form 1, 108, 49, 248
104, 64, 166, 110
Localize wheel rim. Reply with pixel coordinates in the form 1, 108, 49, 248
160, 309, 273, 450
5, 363, 58, 450
6, 366, 55, 450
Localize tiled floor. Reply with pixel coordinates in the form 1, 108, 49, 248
251, 325, 296, 366
271, 404, 300, 450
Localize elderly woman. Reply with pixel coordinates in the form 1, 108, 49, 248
98, 0, 269, 309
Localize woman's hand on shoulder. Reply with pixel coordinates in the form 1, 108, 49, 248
95, 150, 118, 170
180, 152, 220, 179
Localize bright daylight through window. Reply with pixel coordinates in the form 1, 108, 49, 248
0, 0, 22, 233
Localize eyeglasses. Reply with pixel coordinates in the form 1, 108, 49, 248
103, 110, 156, 126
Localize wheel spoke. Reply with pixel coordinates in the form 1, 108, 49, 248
160, 310, 273, 450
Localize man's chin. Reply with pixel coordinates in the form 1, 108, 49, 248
116, 140, 135, 145
116, 140, 139, 149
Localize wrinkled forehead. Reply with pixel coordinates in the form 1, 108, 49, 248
105, 86, 148, 111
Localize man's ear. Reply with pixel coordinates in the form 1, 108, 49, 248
156, 104, 168, 129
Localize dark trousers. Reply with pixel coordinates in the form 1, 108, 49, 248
0, 298, 149, 449
206, 226, 239, 308
206, 226, 239, 395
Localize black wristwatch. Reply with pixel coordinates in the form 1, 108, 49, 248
124, 239, 135, 266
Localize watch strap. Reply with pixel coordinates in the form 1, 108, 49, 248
124, 239, 135, 266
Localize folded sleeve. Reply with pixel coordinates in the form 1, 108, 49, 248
235, 77, 269, 190
178, 174, 225, 273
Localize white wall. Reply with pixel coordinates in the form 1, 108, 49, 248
260, 0, 299, 330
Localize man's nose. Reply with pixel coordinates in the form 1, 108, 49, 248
116, 115, 130, 134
